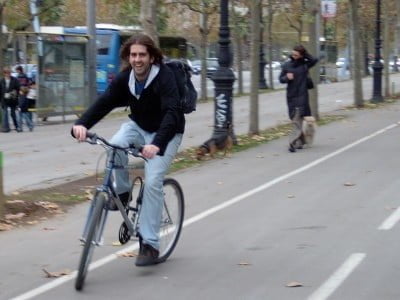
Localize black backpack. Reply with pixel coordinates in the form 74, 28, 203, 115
165, 59, 197, 114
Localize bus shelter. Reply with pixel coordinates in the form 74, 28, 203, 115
16, 32, 89, 121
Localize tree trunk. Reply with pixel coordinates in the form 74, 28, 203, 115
349, 0, 364, 107
199, 8, 208, 101
140, 0, 158, 45
267, 0, 274, 89
307, 0, 319, 120
395, 0, 400, 73
231, 4, 243, 95
249, 0, 260, 135
383, 0, 390, 97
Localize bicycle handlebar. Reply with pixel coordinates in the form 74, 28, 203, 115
86, 132, 146, 160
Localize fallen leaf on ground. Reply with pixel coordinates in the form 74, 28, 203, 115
0, 223, 13, 231
286, 281, 303, 287
84, 189, 94, 201
344, 182, 356, 186
43, 268, 72, 278
26, 221, 39, 225
112, 241, 122, 246
287, 194, 295, 198
256, 154, 265, 158
117, 251, 137, 257
237, 262, 251, 266
35, 201, 60, 210
42, 227, 56, 231
6, 199, 25, 204
5, 213, 26, 220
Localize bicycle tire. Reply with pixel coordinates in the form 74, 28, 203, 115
157, 178, 185, 263
75, 193, 105, 291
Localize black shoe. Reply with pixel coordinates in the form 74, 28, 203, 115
135, 242, 159, 267
2, 129, 10, 133
108, 192, 130, 211
288, 143, 296, 152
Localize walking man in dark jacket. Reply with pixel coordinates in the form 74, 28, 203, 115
72, 34, 184, 266
279, 45, 318, 152
1, 67, 21, 132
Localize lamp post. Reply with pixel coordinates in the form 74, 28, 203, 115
209, 0, 236, 141
259, 7, 268, 89
372, 0, 383, 102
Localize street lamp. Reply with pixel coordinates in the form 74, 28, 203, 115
209, 0, 236, 141
372, 0, 383, 103
259, 7, 268, 89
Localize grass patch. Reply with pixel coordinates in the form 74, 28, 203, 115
169, 114, 345, 173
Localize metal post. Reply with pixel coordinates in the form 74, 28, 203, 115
372, 0, 383, 102
87, 0, 97, 105
210, 0, 236, 140
259, 6, 268, 89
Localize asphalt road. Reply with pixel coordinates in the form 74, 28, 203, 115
2, 101, 400, 299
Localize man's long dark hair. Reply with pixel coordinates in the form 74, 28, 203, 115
120, 34, 163, 72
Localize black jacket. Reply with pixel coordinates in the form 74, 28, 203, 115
0, 76, 20, 108
279, 53, 318, 119
75, 63, 185, 155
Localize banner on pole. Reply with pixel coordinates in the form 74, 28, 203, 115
321, 0, 337, 18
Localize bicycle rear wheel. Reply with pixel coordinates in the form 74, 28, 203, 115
157, 178, 185, 263
75, 193, 105, 291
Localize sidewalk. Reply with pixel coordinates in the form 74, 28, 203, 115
2, 74, 400, 194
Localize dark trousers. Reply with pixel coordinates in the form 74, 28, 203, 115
2, 105, 20, 131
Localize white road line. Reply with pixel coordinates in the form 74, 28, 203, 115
378, 206, 400, 230
11, 122, 399, 300
307, 253, 366, 300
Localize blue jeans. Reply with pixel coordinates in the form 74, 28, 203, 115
19, 111, 34, 131
110, 120, 182, 250
2, 105, 19, 131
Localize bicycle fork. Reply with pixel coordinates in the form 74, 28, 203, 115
80, 190, 109, 246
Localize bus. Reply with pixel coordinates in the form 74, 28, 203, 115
64, 24, 193, 94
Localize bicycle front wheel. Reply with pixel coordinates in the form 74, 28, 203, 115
157, 178, 185, 263
75, 193, 105, 291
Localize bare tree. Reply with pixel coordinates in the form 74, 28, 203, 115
165, 0, 219, 101
231, 0, 249, 95
349, 0, 364, 107
140, 0, 159, 45
249, 0, 260, 135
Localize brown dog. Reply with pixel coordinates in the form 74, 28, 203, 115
196, 125, 233, 160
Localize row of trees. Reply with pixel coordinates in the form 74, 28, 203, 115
1, 1, 400, 117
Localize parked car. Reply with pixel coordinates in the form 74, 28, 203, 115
336, 57, 346, 68
190, 59, 201, 75
206, 58, 219, 78
265, 61, 281, 70
190, 58, 220, 78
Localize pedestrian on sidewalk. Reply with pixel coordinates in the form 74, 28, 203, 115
1, 67, 21, 133
18, 86, 34, 132
15, 66, 30, 87
279, 45, 318, 152
71, 33, 184, 267
27, 81, 37, 123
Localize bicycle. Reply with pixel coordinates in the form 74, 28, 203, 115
75, 132, 185, 291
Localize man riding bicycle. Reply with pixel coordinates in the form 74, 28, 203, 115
72, 34, 185, 266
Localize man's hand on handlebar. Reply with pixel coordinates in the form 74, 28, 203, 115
142, 144, 160, 159
72, 125, 88, 142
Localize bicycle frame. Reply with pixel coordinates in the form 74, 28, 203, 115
80, 147, 139, 245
